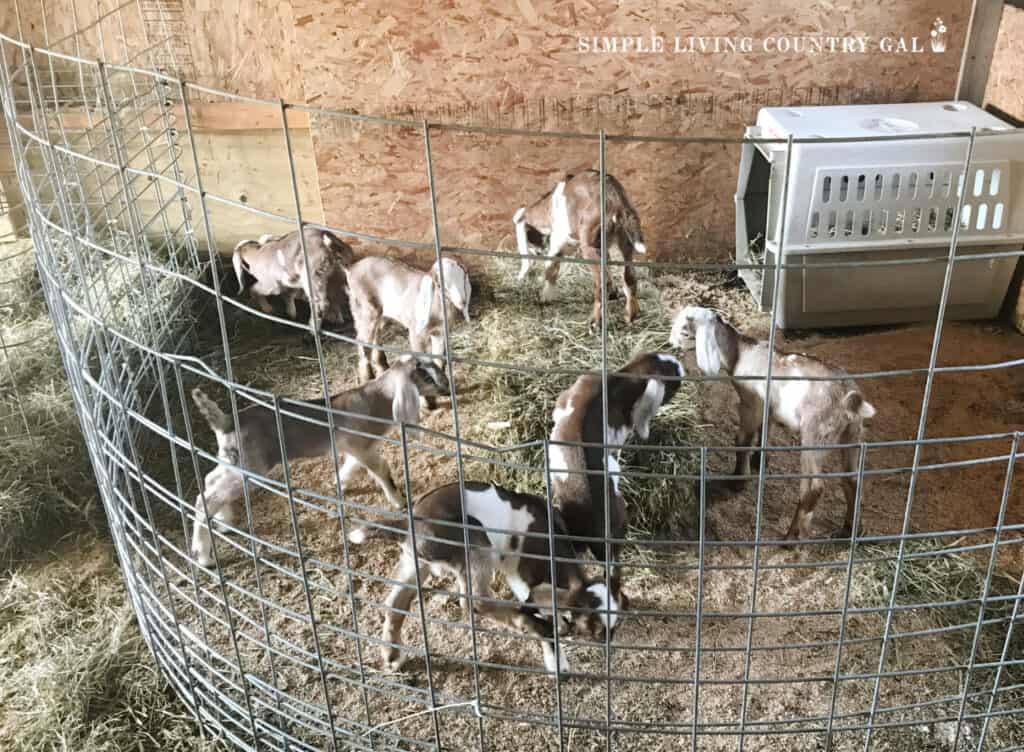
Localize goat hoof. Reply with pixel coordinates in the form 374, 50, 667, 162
831, 525, 855, 540
383, 650, 406, 672
192, 549, 215, 568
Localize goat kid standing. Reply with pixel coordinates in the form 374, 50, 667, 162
670, 306, 876, 540
345, 256, 471, 386
188, 357, 448, 567
232, 227, 354, 329
512, 170, 646, 331
549, 352, 684, 597
348, 481, 623, 674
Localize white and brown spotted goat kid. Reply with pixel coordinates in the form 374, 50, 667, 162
513, 170, 646, 330
232, 227, 354, 329
670, 306, 876, 540
348, 481, 623, 674
345, 255, 471, 383
188, 357, 448, 567
549, 352, 684, 597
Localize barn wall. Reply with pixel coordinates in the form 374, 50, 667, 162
985, 4, 1024, 123
289, 0, 973, 266
183, 0, 304, 100
4, 1, 987, 266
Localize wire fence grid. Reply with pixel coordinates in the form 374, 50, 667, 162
1, 3, 1024, 751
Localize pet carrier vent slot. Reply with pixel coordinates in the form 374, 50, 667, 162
805, 160, 1011, 243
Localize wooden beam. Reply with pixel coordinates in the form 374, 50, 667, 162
17, 102, 310, 132
956, 0, 1005, 104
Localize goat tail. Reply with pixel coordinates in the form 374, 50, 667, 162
191, 388, 233, 434
347, 516, 407, 545
842, 390, 877, 420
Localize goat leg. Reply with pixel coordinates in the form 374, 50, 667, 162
784, 450, 827, 541
359, 451, 404, 508
833, 445, 861, 539
585, 247, 605, 333
252, 293, 274, 314
621, 244, 639, 323
540, 258, 563, 304
380, 553, 424, 671
731, 396, 764, 491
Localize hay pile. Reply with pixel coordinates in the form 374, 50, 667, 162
451, 258, 701, 538
0, 536, 225, 752
0, 240, 96, 565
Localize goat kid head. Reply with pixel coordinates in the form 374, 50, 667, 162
629, 354, 684, 440
512, 206, 550, 255
413, 259, 472, 333
389, 356, 450, 425
670, 306, 723, 376
531, 580, 626, 643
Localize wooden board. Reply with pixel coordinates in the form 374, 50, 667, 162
17, 102, 309, 131
291, 0, 974, 266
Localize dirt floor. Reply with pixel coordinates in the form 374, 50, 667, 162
133, 264, 1024, 751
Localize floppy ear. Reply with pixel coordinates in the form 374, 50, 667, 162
695, 317, 721, 376
391, 373, 421, 426
231, 251, 247, 290
440, 259, 471, 321
631, 378, 665, 440
413, 275, 435, 335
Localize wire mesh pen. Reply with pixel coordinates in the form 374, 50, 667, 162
1, 4, 1023, 751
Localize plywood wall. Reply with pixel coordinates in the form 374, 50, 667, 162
287, 0, 973, 265
183, 0, 304, 100
2, 0, 147, 62
985, 4, 1024, 123
5, 1, 991, 266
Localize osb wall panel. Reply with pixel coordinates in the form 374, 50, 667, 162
985, 5, 1024, 123
183, 0, 305, 100
292, 0, 973, 266
3, 0, 147, 62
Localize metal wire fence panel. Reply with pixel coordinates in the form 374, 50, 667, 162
2, 5, 1024, 751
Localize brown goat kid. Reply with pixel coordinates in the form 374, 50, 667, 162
670, 306, 876, 541
232, 227, 354, 330
348, 481, 623, 674
344, 256, 471, 385
513, 170, 646, 331
188, 357, 448, 567
548, 352, 684, 597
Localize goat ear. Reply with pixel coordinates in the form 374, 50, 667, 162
413, 276, 435, 335
391, 374, 421, 427
695, 319, 721, 376
441, 260, 471, 321
632, 378, 665, 440
231, 252, 248, 290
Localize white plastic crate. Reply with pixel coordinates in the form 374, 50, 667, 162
735, 101, 1024, 329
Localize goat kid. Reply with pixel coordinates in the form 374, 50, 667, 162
345, 255, 471, 384
670, 306, 876, 540
348, 481, 623, 674
189, 357, 448, 567
513, 170, 646, 331
232, 227, 354, 329
549, 352, 684, 596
